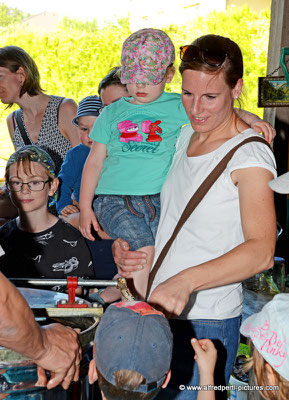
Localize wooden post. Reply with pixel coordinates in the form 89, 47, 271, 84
264, 0, 289, 263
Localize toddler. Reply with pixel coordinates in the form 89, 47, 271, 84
57, 95, 103, 218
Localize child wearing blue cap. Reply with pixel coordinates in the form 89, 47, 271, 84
88, 301, 173, 399
57, 95, 103, 218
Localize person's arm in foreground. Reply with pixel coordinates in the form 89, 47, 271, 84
191, 338, 217, 400
113, 167, 276, 316
234, 108, 275, 143
79, 141, 107, 241
0, 271, 81, 389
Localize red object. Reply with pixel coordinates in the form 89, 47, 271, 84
57, 276, 88, 308
146, 120, 162, 142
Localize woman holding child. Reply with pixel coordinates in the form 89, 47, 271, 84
113, 33, 277, 399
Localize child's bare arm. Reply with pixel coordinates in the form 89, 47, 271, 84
234, 108, 275, 144
191, 338, 217, 400
61, 204, 80, 216
79, 142, 107, 241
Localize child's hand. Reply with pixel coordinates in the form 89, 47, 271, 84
61, 204, 80, 217
251, 119, 276, 144
191, 338, 217, 378
79, 208, 99, 241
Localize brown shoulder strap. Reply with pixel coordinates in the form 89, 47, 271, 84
145, 136, 272, 299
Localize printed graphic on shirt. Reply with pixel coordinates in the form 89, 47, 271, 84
142, 120, 162, 142
52, 256, 79, 273
63, 239, 78, 247
35, 231, 54, 245
117, 119, 163, 146
32, 255, 42, 263
118, 120, 143, 143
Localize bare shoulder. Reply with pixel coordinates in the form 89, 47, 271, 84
59, 98, 77, 114
6, 111, 16, 141
58, 97, 80, 146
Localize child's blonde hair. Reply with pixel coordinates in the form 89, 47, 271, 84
97, 369, 161, 400
252, 346, 289, 400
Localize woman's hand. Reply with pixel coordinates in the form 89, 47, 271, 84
79, 208, 99, 241
112, 238, 147, 277
149, 270, 192, 318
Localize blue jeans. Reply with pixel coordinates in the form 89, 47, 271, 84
85, 238, 117, 280
155, 316, 241, 400
93, 194, 160, 250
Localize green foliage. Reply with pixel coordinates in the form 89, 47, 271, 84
0, 2, 29, 27
0, 4, 270, 159
237, 343, 250, 357
163, 6, 270, 116
60, 16, 99, 32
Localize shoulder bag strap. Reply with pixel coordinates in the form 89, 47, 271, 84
146, 136, 272, 299
14, 109, 32, 146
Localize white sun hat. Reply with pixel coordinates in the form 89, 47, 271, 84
240, 293, 289, 381
268, 171, 289, 194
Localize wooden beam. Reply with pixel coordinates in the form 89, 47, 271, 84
264, 0, 289, 265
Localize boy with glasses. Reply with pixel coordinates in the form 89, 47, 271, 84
0, 145, 94, 285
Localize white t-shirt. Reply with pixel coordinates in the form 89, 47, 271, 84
150, 125, 277, 320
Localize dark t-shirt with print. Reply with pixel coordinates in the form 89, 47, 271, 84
0, 219, 94, 281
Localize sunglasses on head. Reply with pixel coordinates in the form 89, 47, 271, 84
180, 45, 229, 67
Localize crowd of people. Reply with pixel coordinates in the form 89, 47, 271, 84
0, 27, 288, 400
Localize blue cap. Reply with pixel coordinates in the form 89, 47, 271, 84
94, 301, 173, 393
72, 95, 103, 126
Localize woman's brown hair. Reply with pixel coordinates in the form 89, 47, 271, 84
179, 34, 243, 90
0, 46, 43, 106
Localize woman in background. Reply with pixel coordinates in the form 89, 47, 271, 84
0, 45, 80, 219
0, 45, 80, 175
98, 66, 128, 106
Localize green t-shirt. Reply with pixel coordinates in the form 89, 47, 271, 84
89, 92, 189, 195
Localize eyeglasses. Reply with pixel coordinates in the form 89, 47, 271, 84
180, 45, 229, 67
7, 180, 50, 192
